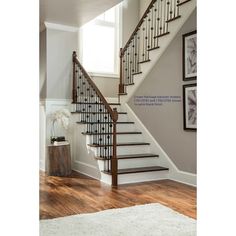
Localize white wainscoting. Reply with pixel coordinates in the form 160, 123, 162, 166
39, 99, 100, 180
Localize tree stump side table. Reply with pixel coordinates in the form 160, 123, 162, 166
46, 144, 72, 176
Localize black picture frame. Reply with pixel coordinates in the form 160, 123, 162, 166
183, 83, 197, 131
183, 30, 197, 81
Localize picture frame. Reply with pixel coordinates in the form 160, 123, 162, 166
183, 30, 197, 81
183, 84, 197, 131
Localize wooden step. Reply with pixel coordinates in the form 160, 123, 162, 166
73, 102, 121, 106
88, 142, 150, 148
82, 131, 142, 135
102, 166, 169, 175
148, 46, 160, 52
177, 0, 191, 7
132, 71, 142, 76
117, 153, 159, 159
166, 15, 181, 23
154, 32, 170, 38
124, 83, 135, 86
96, 153, 159, 160
77, 121, 134, 125
72, 111, 127, 114
139, 59, 151, 64
118, 93, 128, 96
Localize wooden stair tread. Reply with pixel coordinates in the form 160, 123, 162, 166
166, 15, 181, 23
148, 46, 160, 52
139, 59, 151, 64
96, 153, 159, 160
77, 121, 134, 124
72, 111, 127, 114
132, 71, 142, 75
73, 102, 120, 105
154, 32, 170, 38
117, 153, 159, 159
177, 0, 191, 7
103, 166, 169, 175
82, 131, 142, 135
88, 142, 150, 147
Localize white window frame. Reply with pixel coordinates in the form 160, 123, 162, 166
79, 4, 122, 79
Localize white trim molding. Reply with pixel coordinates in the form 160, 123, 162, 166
72, 160, 101, 180
44, 22, 79, 32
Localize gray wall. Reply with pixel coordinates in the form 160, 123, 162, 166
122, 0, 140, 46
128, 9, 197, 173
40, 30, 47, 99
91, 76, 120, 97
46, 28, 78, 99
139, 0, 150, 18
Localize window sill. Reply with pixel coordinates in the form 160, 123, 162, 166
89, 72, 119, 79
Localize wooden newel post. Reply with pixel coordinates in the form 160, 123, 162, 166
72, 51, 77, 103
119, 48, 125, 94
112, 108, 119, 187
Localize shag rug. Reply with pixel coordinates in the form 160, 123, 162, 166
40, 203, 196, 236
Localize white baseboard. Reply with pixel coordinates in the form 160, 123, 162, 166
169, 170, 197, 187
40, 160, 45, 171
72, 160, 101, 180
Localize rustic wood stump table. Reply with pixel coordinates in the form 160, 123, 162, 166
46, 144, 71, 176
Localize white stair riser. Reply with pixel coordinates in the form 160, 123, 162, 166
117, 134, 143, 142
117, 114, 129, 122
86, 134, 143, 143
118, 171, 168, 185
79, 123, 136, 133
73, 113, 128, 122
100, 171, 168, 185
90, 145, 150, 156
118, 157, 159, 169
98, 157, 159, 170
116, 124, 136, 132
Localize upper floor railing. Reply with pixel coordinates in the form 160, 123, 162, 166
119, 0, 186, 94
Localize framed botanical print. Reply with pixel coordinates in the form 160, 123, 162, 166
183, 84, 197, 131
183, 30, 197, 81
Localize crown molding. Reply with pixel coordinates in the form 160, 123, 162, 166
44, 22, 79, 32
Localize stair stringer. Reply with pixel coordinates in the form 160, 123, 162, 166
120, 0, 196, 104
123, 103, 196, 186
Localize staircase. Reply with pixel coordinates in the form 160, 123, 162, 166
71, 0, 196, 186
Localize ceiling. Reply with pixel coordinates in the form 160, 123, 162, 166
40, 0, 123, 31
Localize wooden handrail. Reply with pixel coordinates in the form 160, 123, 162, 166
72, 51, 118, 187
73, 52, 118, 123
121, 0, 157, 56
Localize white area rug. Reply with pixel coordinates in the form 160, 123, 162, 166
40, 203, 196, 236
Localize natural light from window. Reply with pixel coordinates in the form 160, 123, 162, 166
80, 5, 120, 76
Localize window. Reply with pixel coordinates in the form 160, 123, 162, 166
79, 5, 121, 77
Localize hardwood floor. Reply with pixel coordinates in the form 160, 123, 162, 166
40, 171, 196, 220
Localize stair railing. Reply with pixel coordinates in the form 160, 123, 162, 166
72, 51, 118, 187
119, 0, 183, 94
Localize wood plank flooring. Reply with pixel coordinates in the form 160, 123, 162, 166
40, 171, 196, 220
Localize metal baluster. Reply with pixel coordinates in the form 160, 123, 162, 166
150, 5, 155, 48
142, 19, 145, 61
170, 0, 173, 20
137, 30, 140, 72
163, 0, 166, 34
177, 0, 180, 17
